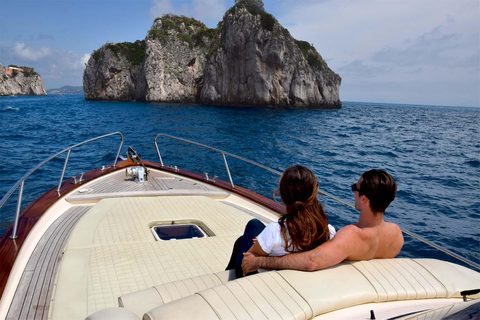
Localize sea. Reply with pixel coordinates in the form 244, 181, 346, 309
0, 94, 479, 268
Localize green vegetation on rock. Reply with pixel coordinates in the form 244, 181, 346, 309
178, 33, 194, 49
228, 2, 274, 32
149, 29, 169, 42
150, 14, 218, 50
154, 15, 207, 32
106, 40, 146, 65
238, 0, 265, 15
260, 12, 275, 31
295, 40, 316, 57
92, 50, 101, 61
193, 28, 219, 47
21, 67, 39, 77
295, 40, 323, 69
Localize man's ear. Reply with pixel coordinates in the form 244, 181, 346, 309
362, 194, 370, 207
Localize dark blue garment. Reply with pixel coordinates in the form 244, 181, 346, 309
226, 219, 266, 278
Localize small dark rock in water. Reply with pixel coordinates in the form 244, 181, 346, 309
83, 0, 341, 109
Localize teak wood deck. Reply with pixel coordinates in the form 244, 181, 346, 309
7, 206, 89, 319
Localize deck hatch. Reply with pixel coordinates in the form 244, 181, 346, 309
151, 223, 208, 241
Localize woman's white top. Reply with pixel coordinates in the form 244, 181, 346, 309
257, 222, 336, 257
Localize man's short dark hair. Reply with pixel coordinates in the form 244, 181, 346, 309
360, 169, 397, 214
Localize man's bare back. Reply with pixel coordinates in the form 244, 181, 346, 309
344, 221, 403, 261
242, 170, 404, 275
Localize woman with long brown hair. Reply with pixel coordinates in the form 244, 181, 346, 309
226, 165, 335, 277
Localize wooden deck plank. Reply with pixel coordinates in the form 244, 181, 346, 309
28, 208, 86, 320
21, 215, 72, 320
36, 209, 87, 320
5, 272, 32, 320
7, 207, 89, 320
18, 208, 81, 320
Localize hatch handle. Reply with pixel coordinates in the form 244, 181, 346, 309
460, 289, 480, 302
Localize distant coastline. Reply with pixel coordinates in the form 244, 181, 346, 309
46, 86, 84, 95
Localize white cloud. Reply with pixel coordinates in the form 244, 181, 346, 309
270, 0, 480, 106
337, 60, 391, 78
81, 54, 91, 66
371, 26, 479, 69
44, 51, 90, 80
13, 43, 52, 61
4, 43, 90, 85
150, 0, 175, 21
275, 0, 479, 64
191, 0, 227, 25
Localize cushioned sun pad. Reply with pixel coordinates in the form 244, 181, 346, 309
50, 196, 257, 320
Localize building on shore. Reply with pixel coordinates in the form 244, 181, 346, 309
5, 67, 24, 74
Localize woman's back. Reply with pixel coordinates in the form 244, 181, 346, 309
257, 221, 336, 257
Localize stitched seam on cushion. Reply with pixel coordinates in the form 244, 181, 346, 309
212, 272, 224, 285
195, 292, 222, 319
376, 260, 408, 300
184, 277, 200, 295
240, 277, 270, 319
155, 285, 172, 304
152, 286, 166, 304
197, 274, 209, 291
349, 262, 383, 303
254, 275, 284, 319
404, 259, 439, 297
386, 259, 423, 299
275, 271, 313, 319
172, 281, 188, 299
212, 285, 248, 318
258, 273, 294, 319
223, 282, 253, 319
410, 259, 448, 298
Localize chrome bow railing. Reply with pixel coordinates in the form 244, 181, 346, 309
154, 133, 480, 271
154, 133, 283, 188
0, 132, 123, 240
155, 134, 357, 206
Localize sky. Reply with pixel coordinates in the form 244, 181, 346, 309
0, 0, 478, 107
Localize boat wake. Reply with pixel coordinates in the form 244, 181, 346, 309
4, 106, 19, 111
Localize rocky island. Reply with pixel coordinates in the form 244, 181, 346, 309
84, 0, 341, 108
0, 63, 46, 96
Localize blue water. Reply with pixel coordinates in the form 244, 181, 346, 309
0, 95, 479, 267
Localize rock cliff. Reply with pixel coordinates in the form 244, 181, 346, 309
201, 5, 341, 108
83, 41, 144, 101
0, 63, 46, 96
141, 15, 212, 102
84, 1, 341, 108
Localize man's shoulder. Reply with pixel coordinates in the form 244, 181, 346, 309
334, 224, 363, 239
386, 221, 404, 246
339, 223, 362, 232
385, 221, 402, 234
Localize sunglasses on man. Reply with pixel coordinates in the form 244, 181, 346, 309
351, 183, 361, 193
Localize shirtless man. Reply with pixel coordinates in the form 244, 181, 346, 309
242, 169, 404, 275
